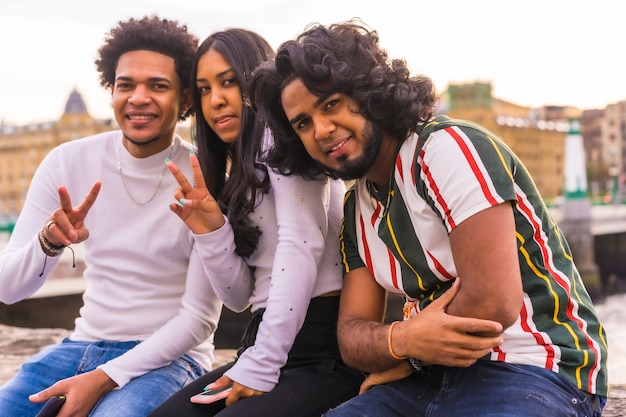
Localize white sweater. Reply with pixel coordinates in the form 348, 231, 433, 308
194, 160, 346, 392
0, 131, 222, 387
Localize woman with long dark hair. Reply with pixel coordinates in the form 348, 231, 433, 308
148, 28, 364, 417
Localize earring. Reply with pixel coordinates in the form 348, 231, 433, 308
242, 94, 252, 108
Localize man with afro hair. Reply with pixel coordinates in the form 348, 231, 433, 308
0, 15, 222, 417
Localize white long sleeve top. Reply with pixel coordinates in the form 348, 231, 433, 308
0, 131, 222, 388
194, 148, 346, 392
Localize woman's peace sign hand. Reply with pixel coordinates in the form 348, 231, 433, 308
166, 152, 225, 234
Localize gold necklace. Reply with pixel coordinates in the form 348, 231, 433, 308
118, 142, 174, 205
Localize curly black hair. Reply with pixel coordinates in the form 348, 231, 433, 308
250, 19, 438, 178
94, 15, 198, 120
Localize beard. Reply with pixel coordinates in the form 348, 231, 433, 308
326, 121, 384, 180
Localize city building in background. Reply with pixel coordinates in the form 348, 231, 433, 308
0, 89, 192, 227
596, 101, 626, 203
580, 108, 607, 199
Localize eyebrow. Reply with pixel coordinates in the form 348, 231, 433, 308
196, 68, 235, 83
115, 76, 173, 85
287, 95, 328, 125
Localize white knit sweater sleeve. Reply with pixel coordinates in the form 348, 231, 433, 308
193, 218, 254, 312
0, 145, 69, 304
223, 171, 332, 392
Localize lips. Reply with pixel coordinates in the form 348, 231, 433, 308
325, 138, 349, 158
327, 139, 347, 152
213, 115, 235, 128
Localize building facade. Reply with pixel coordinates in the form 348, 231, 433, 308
600, 101, 626, 201
580, 109, 608, 198
579, 101, 626, 203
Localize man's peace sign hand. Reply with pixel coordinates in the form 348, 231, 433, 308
43, 182, 101, 247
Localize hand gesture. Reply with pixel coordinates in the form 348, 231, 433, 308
165, 152, 225, 234
29, 368, 117, 417
393, 279, 504, 368
44, 182, 101, 246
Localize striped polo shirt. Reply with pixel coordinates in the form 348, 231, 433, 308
340, 115, 608, 395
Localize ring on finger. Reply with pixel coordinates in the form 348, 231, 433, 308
46, 220, 56, 231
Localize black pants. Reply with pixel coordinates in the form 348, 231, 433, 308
148, 296, 365, 417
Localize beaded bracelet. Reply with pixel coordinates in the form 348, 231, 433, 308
408, 356, 424, 373
387, 321, 408, 360
38, 229, 66, 257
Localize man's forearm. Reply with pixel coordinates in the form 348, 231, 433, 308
337, 318, 402, 373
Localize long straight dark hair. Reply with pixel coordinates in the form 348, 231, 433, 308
191, 29, 274, 257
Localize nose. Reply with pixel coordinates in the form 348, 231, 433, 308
128, 85, 151, 105
209, 87, 226, 108
313, 117, 335, 140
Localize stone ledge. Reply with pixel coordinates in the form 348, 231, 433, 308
0, 324, 623, 416
0, 325, 71, 385
605, 385, 626, 416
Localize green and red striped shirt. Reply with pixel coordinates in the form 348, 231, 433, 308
340, 115, 608, 395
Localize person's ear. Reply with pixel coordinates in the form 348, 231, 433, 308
180, 89, 192, 118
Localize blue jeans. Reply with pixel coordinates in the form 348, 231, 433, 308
323, 361, 606, 417
0, 338, 205, 416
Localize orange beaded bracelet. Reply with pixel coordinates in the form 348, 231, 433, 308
387, 321, 408, 360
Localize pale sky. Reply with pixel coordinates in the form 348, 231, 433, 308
1, 0, 624, 125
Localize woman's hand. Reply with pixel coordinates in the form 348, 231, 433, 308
206, 375, 265, 407
359, 361, 413, 394
166, 152, 225, 234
